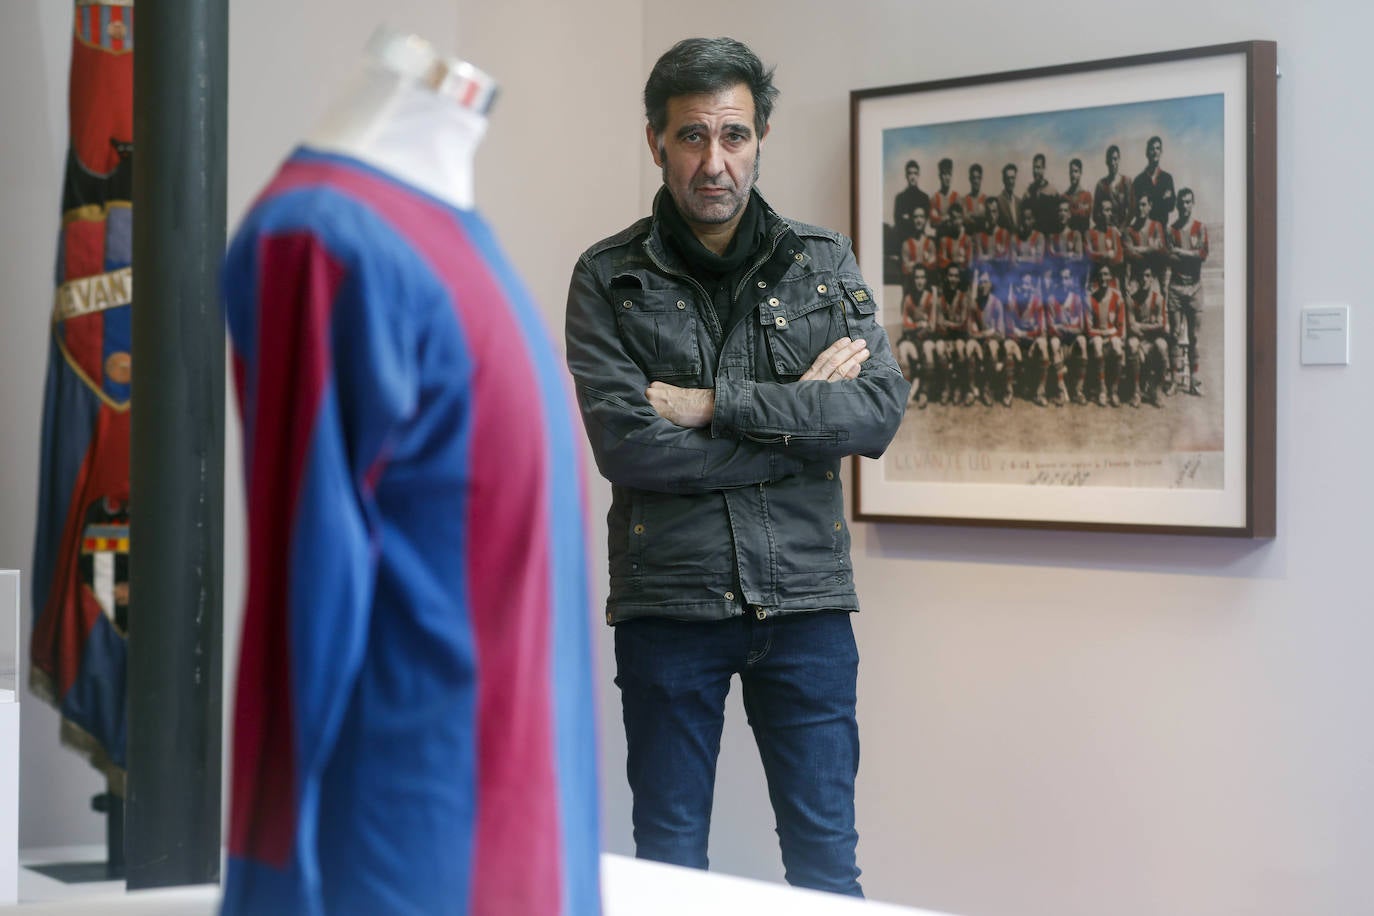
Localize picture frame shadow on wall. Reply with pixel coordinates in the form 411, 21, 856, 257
850, 41, 1277, 538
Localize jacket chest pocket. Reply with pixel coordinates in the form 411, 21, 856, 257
759, 277, 846, 377
615, 290, 702, 380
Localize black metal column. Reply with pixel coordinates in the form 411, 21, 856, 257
127, 0, 228, 889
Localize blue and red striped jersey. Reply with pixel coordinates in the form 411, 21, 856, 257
221, 148, 600, 916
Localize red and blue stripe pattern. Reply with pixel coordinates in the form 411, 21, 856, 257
222, 149, 600, 916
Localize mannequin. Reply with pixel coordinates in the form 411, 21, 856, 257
221, 28, 600, 916
305, 28, 495, 210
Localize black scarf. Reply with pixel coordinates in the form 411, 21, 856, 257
658, 191, 764, 334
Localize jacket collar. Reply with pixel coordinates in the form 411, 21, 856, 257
644, 186, 790, 273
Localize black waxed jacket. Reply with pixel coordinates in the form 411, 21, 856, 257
565, 190, 908, 624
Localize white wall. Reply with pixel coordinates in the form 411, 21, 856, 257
8, 2, 1374, 916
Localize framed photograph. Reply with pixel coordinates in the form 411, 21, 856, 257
850, 42, 1276, 536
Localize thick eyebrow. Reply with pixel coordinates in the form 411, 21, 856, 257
674, 121, 754, 141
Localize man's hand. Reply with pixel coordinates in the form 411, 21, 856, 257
647, 336, 868, 428
646, 382, 714, 428
800, 336, 869, 382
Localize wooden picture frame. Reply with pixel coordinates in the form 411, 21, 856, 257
850, 42, 1276, 536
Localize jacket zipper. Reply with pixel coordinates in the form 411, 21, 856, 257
642, 222, 789, 348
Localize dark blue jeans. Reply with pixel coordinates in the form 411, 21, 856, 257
614, 610, 863, 897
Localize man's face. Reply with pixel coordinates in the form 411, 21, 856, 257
1097, 266, 1113, 289
945, 267, 961, 290
1147, 138, 1162, 166
985, 199, 1000, 224
1141, 268, 1155, 289
948, 210, 963, 233
1020, 208, 1035, 231
1002, 168, 1017, 192
1069, 161, 1082, 186
906, 164, 920, 187
939, 169, 952, 191
911, 206, 928, 233
1099, 201, 1114, 225
1178, 192, 1194, 219
648, 83, 767, 231
1060, 269, 1074, 289
1106, 147, 1120, 173
1057, 201, 1070, 229
913, 268, 928, 290
969, 167, 982, 192
977, 275, 991, 294
1033, 157, 1045, 182
1137, 194, 1151, 220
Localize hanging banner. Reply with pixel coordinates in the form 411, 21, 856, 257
30, 0, 135, 793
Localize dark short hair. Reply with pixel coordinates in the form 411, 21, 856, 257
938, 157, 953, 172
1003, 163, 1018, 177
1033, 153, 1046, 166
906, 159, 920, 172
1147, 135, 1162, 147
1070, 157, 1083, 170
969, 163, 983, 177
644, 37, 779, 136
1106, 144, 1120, 160
1178, 186, 1194, 201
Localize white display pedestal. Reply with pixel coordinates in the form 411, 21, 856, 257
1, 569, 19, 906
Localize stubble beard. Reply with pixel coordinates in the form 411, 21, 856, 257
662, 145, 762, 226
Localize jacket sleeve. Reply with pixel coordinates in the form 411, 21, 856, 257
565, 254, 805, 495
711, 239, 909, 461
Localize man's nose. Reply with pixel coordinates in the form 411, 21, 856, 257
702, 139, 725, 176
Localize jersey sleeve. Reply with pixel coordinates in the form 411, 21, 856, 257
224, 219, 419, 884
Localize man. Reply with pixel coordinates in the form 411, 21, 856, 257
938, 202, 974, 274
929, 157, 960, 231
1093, 144, 1133, 230
898, 204, 939, 281
1123, 190, 1166, 290
1012, 204, 1045, 269
1086, 262, 1128, 406
1086, 197, 1124, 286
975, 195, 1013, 280
1005, 270, 1050, 406
1047, 198, 1085, 281
1126, 265, 1170, 407
1131, 135, 1175, 227
1063, 157, 1094, 233
936, 264, 973, 404
565, 37, 906, 897
1020, 152, 1060, 234
893, 158, 929, 242
898, 264, 940, 408
1167, 186, 1210, 395
968, 269, 1010, 406
1045, 266, 1089, 405
964, 162, 989, 231
995, 162, 1021, 233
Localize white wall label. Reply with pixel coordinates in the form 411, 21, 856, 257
1301, 304, 1350, 366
